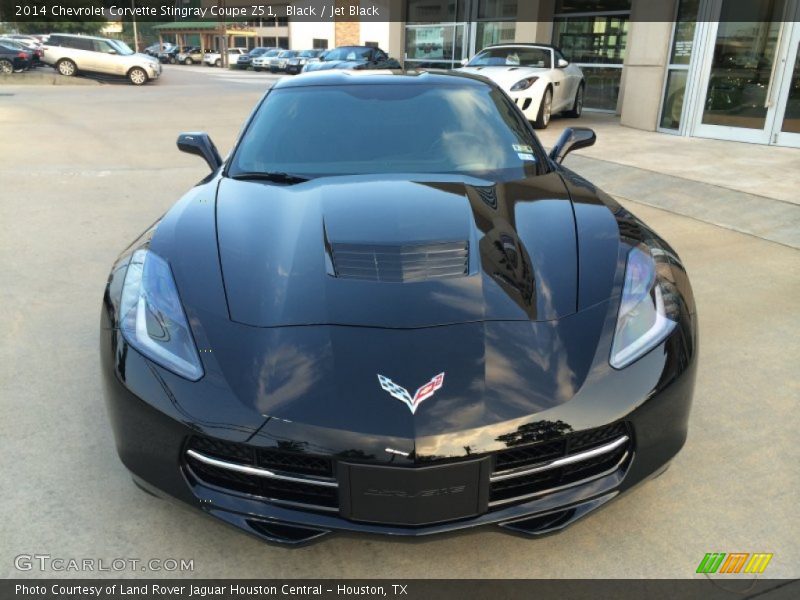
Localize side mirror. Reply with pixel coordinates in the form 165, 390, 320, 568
177, 132, 222, 172
557, 58, 569, 68
548, 127, 596, 164
459, 58, 469, 67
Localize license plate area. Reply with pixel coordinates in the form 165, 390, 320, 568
338, 458, 491, 526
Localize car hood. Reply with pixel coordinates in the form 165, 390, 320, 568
458, 66, 549, 88
215, 172, 578, 328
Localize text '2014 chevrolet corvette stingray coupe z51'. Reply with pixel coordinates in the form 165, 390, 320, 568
101, 70, 697, 545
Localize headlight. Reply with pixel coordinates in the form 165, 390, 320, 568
610, 244, 680, 369
120, 249, 204, 381
510, 77, 538, 91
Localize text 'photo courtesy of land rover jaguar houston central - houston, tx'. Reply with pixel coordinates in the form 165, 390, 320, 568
101, 70, 697, 546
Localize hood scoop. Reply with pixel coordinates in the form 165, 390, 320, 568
329, 241, 469, 283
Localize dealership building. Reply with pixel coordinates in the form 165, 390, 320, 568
184, 0, 799, 148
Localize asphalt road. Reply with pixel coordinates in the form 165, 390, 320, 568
1, 65, 798, 579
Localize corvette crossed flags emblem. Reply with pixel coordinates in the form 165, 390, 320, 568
377, 372, 445, 414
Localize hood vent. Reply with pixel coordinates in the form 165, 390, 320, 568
330, 241, 469, 283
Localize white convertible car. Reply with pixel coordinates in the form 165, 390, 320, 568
458, 44, 585, 129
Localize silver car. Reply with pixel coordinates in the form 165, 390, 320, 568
42, 33, 161, 85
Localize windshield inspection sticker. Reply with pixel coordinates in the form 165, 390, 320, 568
513, 144, 534, 153
517, 153, 537, 161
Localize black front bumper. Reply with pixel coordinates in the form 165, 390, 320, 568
101, 320, 696, 545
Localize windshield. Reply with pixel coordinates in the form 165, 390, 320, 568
299, 50, 319, 57
228, 83, 545, 181
264, 49, 281, 57
109, 40, 134, 56
468, 47, 552, 69
323, 47, 371, 61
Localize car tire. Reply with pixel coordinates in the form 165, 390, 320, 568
215, 59, 221, 67
254, 67, 261, 72
0, 59, 12, 74
169, 57, 176, 65
565, 83, 584, 118
128, 67, 148, 86
533, 87, 553, 129
56, 58, 77, 77
183, 58, 193, 65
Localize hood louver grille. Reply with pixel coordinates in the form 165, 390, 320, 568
330, 241, 469, 283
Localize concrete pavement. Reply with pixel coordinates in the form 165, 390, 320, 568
0, 66, 798, 578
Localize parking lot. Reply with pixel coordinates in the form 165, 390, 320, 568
1, 65, 798, 578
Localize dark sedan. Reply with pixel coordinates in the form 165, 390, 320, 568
0, 43, 32, 73
302, 45, 400, 72
101, 70, 697, 545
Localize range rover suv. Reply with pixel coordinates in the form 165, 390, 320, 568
42, 34, 161, 85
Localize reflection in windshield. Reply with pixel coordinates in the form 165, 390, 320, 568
110, 40, 134, 56
323, 47, 371, 61
229, 83, 544, 181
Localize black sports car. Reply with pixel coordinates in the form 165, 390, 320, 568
101, 70, 697, 545
302, 45, 400, 72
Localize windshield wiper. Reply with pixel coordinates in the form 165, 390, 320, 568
229, 171, 311, 184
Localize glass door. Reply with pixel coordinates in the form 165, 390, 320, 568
692, 0, 791, 144
773, 4, 800, 147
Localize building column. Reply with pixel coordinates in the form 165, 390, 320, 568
515, 0, 556, 44
334, 0, 361, 46
619, 0, 677, 130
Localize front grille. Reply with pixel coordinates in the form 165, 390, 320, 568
184, 436, 337, 511
489, 423, 632, 508
330, 241, 469, 282
494, 439, 565, 472
184, 424, 631, 520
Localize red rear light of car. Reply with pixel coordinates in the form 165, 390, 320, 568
18, 52, 27, 59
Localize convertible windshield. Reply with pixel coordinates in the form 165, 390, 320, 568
323, 47, 371, 61
468, 47, 551, 69
228, 83, 545, 181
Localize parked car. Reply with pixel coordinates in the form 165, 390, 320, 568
0, 43, 32, 73
235, 47, 273, 70
251, 48, 283, 72
269, 50, 298, 73
285, 49, 324, 74
203, 47, 247, 68
457, 44, 585, 129
158, 46, 195, 64
0, 37, 43, 66
177, 47, 204, 65
42, 34, 162, 85
302, 45, 399, 72
144, 42, 175, 57
100, 70, 697, 545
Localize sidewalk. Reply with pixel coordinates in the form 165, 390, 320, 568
539, 113, 800, 249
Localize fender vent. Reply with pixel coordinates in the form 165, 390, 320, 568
330, 241, 469, 282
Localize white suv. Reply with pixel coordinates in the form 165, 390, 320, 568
42, 34, 161, 85
203, 48, 247, 67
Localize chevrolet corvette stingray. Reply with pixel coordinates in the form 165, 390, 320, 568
101, 70, 697, 545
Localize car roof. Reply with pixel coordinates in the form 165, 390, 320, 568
274, 69, 493, 90
49, 32, 110, 43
